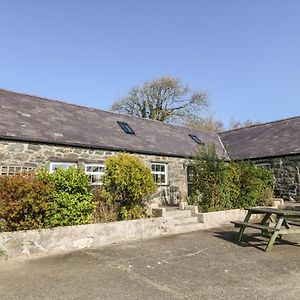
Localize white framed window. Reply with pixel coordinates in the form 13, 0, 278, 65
49, 162, 77, 173
0, 166, 34, 176
255, 163, 271, 169
85, 164, 105, 185
151, 163, 168, 185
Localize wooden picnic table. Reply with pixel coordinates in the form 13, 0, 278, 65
231, 207, 300, 251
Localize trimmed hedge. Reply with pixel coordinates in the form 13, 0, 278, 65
0, 173, 54, 231
38, 167, 95, 227
102, 153, 156, 220
0, 167, 96, 231
188, 145, 274, 212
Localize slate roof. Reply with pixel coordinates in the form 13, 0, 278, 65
220, 116, 300, 159
0, 89, 227, 158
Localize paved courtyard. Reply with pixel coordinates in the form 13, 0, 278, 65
1, 227, 300, 299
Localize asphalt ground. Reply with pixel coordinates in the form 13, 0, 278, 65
1, 227, 300, 299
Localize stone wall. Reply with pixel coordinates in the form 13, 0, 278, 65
253, 155, 300, 201
0, 217, 176, 260
0, 140, 189, 204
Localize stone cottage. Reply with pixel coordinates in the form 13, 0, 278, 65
220, 117, 300, 201
0, 89, 227, 205
1, 88, 299, 203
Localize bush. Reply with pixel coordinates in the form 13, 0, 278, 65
103, 153, 156, 206
0, 173, 54, 231
189, 145, 226, 212
238, 162, 273, 208
120, 204, 149, 220
102, 153, 156, 220
38, 167, 96, 227
223, 162, 241, 209
189, 145, 274, 212
92, 188, 118, 223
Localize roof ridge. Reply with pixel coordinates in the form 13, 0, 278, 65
0, 87, 216, 136
219, 115, 300, 134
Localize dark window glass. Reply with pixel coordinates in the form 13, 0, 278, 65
117, 121, 135, 134
189, 134, 204, 145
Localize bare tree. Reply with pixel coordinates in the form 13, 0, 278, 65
185, 114, 224, 133
111, 76, 209, 124
229, 118, 261, 130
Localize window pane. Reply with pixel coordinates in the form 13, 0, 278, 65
85, 164, 105, 185
92, 166, 99, 172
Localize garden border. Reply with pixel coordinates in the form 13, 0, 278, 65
0, 207, 266, 261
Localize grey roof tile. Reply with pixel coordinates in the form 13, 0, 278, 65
219, 117, 300, 159
0, 89, 227, 158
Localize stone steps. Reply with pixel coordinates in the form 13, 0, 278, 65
163, 208, 204, 234
165, 210, 192, 218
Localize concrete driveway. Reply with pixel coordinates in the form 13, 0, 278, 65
1, 227, 300, 299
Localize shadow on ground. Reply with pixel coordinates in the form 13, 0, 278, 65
214, 230, 300, 252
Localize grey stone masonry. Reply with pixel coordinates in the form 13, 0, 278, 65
0, 140, 189, 205
254, 155, 300, 201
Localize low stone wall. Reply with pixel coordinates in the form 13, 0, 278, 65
0, 217, 175, 260
196, 209, 248, 229
0, 209, 260, 261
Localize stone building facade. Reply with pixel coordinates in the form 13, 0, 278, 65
220, 117, 300, 201
0, 140, 189, 205
5, 89, 300, 204
253, 155, 300, 201
0, 89, 227, 206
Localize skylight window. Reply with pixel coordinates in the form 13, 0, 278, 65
189, 134, 204, 145
118, 121, 135, 134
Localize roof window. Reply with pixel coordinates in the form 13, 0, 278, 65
118, 121, 135, 134
189, 134, 204, 145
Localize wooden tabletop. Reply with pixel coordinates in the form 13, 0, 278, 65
247, 207, 300, 217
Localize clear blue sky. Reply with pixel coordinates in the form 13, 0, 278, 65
1, 0, 299, 128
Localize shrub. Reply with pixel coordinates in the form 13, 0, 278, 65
102, 153, 157, 207
190, 145, 226, 212
187, 190, 203, 210
120, 204, 148, 220
0, 173, 54, 231
223, 162, 242, 209
238, 162, 274, 208
92, 188, 118, 223
189, 145, 274, 212
38, 167, 96, 227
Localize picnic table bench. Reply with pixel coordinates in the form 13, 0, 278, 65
231, 207, 300, 251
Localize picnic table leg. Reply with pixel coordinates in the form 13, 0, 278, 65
237, 211, 252, 242
260, 213, 272, 225
265, 217, 284, 252
260, 213, 272, 237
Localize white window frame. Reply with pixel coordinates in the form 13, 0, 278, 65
84, 163, 105, 186
255, 163, 271, 169
151, 163, 168, 185
49, 162, 77, 173
0, 165, 34, 176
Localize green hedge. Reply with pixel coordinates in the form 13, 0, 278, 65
188, 145, 274, 212
38, 167, 95, 227
0, 167, 95, 231
102, 153, 156, 220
